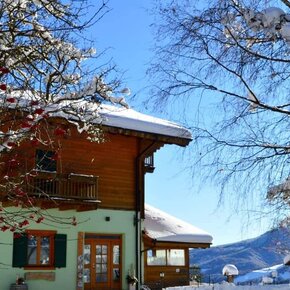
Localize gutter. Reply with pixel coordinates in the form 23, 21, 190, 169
135, 141, 159, 289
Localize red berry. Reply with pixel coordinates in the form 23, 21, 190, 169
30, 138, 39, 146
6, 97, 15, 103
36, 216, 44, 223
15, 188, 26, 197
7, 158, 20, 168
10, 227, 16, 232
34, 108, 45, 115
1, 225, 9, 232
0, 67, 9, 74
14, 233, 22, 239
30, 100, 39, 106
0, 84, 7, 90
42, 113, 50, 119
21, 122, 31, 128
7, 141, 16, 147
54, 127, 66, 136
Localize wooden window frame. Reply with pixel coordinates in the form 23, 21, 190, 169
13, 230, 67, 270
146, 248, 185, 267
25, 230, 56, 270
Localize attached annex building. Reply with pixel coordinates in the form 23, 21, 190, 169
143, 204, 213, 289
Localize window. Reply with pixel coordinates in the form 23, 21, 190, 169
147, 249, 185, 266
167, 249, 185, 266
147, 250, 166, 266
35, 149, 57, 172
12, 230, 67, 269
27, 230, 54, 266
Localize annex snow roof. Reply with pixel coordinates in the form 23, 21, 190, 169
144, 204, 213, 245
99, 104, 192, 141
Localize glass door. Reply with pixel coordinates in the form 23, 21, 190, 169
84, 235, 121, 290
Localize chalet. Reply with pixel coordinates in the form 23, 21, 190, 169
0, 102, 196, 290
142, 204, 212, 289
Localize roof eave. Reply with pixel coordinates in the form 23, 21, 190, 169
103, 125, 192, 147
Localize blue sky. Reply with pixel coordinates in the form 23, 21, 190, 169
91, 0, 272, 246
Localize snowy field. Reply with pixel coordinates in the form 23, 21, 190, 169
165, 284, 290, 290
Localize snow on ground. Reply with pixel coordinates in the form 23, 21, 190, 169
235, 263, 290, 285
165, 283, 290, 290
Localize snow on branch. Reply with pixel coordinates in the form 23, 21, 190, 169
224, 5, 290, 45
0, 0, 130, 231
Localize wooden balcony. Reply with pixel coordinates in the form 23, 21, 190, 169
25, 171, 100, 205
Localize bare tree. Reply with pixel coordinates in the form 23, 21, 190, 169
150, 0, 290, 223
0, 0, 129, 231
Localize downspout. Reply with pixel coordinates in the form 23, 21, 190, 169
135, 142, 158, 289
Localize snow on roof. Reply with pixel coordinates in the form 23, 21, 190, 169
144, 204, 213, 244
1, 90, 192, 142
222, 264, 239, 276
100, 105, 192, 141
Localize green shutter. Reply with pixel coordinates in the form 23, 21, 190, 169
12, 233, 28, 267
54, 234, 67, 267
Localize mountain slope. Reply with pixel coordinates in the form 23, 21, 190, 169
190, 227, 290, 282
235, 263, 290, 284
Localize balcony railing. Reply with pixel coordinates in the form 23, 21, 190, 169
25, 171, 99, 202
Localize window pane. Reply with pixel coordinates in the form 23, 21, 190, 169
102, 264, 107, 273
27, 235, 37, 265
113, 245, 120, 265
83, 268, 90, 283
102, 245, 107, 254
96, 273, 107, 282
96, 255, 101, 263
101, 255, 107, 263
40, 236, 50, 264
167, 249, 185, 266
113, 268, 120, 281
96, 264, 101, 274
36, 149, 57, 172
96, 245, 101, 255
84, 245, 91, 265
147, 249, 166, 266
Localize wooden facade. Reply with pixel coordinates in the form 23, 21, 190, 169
143, 234, 211, 290
143, 244, 190, 289
0, 117, 177, 213
0, 111, 193, 290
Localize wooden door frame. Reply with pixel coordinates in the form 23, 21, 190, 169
77, 232, 122, 290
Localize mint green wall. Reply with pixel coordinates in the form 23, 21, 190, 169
0, 208, 136, 290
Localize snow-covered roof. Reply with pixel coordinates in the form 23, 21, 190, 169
100, 105, 192, 141
222, 264, 239, 276
144, 204, 213, 245
1, 90, 192, 144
